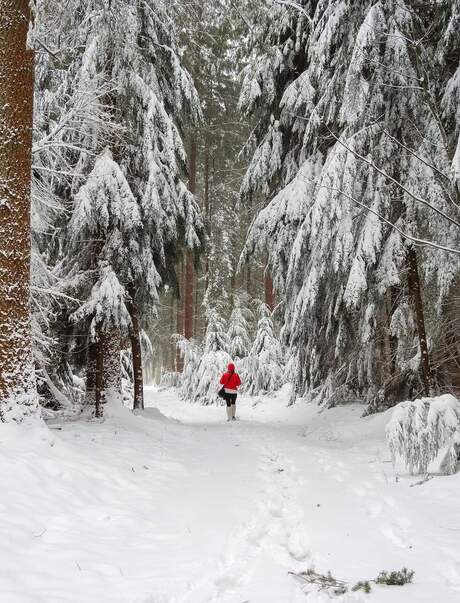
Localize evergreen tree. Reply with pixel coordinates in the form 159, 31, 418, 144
181, 307, 231, 405
241, 0, 460, 407
31, 0, 205, 412
243, 303, 285, 396
228, 301, 253, 361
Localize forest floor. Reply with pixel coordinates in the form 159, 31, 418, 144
1, 387, 460, 603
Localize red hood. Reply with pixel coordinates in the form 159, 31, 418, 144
227, 363, 235, 372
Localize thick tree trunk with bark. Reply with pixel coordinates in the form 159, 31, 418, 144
0, 1, 37, 420
102, 330, 122, 404
406, 246, 433, 396
127, 286, 144, 411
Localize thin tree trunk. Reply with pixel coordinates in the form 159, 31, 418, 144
204, 137, 210, 291
406, 246, 433, 396
168, 293, 175, 372
184, 133, 197, 340
127, 286, 144, 411
264, 269, 275, 311
94, 329, 104, 418
246, 259, 252, 298
86, 341, 97, 407
0, 0, 37, 419
175, 256, 184, 372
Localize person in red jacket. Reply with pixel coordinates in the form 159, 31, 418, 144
220, 363, 241, 421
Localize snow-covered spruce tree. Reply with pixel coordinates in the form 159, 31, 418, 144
0, 0, 39, 421
181, 307, 231, 405
82, 0, 203, 412
33, 0, 204, 412
243, 303, 285, 396
177, 336, 202, 399
66, 150, 140, 414
227, 300, 253, 361
241, 0, 460, 408
386, 394, 460, 475
31, 0, 120, 410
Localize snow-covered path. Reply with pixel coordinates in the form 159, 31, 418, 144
2, 387, 460, 603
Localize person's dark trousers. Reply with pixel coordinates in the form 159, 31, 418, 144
225, 393, 237, 407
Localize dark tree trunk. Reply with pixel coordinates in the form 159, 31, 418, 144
86, 340, 97, 407
204, 137, 210, 291
127, 287, 144, 411
246, 259, 252, 298
406, 246, 433, 396
167, 294, 176, 372
94, 330, 104, 418
264, 270, 275, 311
0, 0, 37, 419
102, 330, 122, 404
175, 257, 184, 372
184, 133, 197, 340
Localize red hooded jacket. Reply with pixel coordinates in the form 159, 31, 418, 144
220, 363, 241, 391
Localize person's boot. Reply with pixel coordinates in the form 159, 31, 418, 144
226, 406, 232, 422
231, 404, 236, 420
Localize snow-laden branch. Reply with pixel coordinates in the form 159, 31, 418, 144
291, 111, 460, 230
31, 286, 82, 305
304, 177, 460, 256
273, 0, 313, 26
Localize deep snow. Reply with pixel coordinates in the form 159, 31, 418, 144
1, 387, 460, 602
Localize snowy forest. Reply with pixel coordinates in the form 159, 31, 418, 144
1, 1, 460, 602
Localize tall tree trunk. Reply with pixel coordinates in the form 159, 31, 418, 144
184, 133, 197, 340
94, 328, 104, 418
264, 269, 275, 311
127, 286, 144, 411
85, 340, 97, 407
246, 259, 252, 298
204, 137, 210, 292
406, 246, 433, 396
0, 0, 37, 420
175, 256, 184, 371
167, 293, 175, 372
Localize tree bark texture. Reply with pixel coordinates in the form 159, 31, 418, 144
128, 287, 144, 411
175, 257, 184, 372
94, 330, 104, 418
406, 246, 433, 396
102, 330, 122, 404
184, 133, 197, 341
204, 139, 210, 291
264, 270, 274, 312
85, 340, 97, 407
0, 0, 37, 420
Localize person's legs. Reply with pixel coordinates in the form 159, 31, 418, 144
230, 394, 237, 420
225, 395, 232, 421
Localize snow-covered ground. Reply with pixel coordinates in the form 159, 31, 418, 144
2, 386, 460, 603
